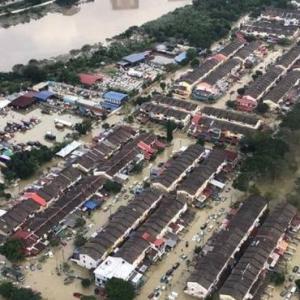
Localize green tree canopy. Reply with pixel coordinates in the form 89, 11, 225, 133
105, 278, 135, 300
0, 282, 42, 300
0, 239, 25, 262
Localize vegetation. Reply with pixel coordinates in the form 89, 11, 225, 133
0, 282, 42, 300
196, 138, 205, 146
281, 103, 300, 130
55, 0, 79, 7
226, 100, 237, 109
194, 246, 202, 254
270, 272, 285, 286
2, 143, 66, 181
81, 278, 91, 288
190, 58, 200, 68
256, 102, 269, 114
104, 180, 122, 193
131, 163, 143, 174
233, 131, 290, 191
74, 234, 87, 248
295, 279, 300, 290
166, 120, 177, 142
81, 296, 97, 300
237, 88, 245, 96
0, 239, 25, 262
75, 217, 86, 228
105, 278, 135, 300
75, 119, 92, 135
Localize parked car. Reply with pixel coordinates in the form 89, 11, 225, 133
29, 264, 35, 271
166, 269, 173, 276
73, 292, 83, 298
160, 275, 168, 283
148, 292, 154, 299
172, 262, 180, 270
200, 223, 207, 230
292, 266, 299, 273
180, 254, 188, 260
280, 291, 287, 297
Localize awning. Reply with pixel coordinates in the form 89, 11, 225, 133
209, 179, 225, 189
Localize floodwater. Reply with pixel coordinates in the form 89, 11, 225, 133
0, 0, 192, 71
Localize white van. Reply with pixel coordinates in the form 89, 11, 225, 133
286, 292, 292, 300
291, 286, 296, 293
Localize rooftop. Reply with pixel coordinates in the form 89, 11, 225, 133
187, 196, 268, 290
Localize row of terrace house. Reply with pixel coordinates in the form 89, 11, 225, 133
237, 45, 300, 112
73, 125, 137, 173
219, 203, 297, 300
152, 144, 206, 192
0, 166, 82, 237
73, 188, 164, 269
173, 39, 245, 98
93, 193, 187, 288
185, 195, 269, 299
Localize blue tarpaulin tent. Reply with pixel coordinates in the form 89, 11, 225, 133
35, 90, 55, 101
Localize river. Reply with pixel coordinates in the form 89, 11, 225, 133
0, 0, 192, 72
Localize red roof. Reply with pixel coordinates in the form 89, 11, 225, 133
225, 150, 238, 162
142, 232, 155, 243
78, 73, 103, 86
23, 192, 46, 207
192, 115, 201, 124
137, 141, 157, 154
10, 96, 35, 108
154, 140, 166, 149
153, 238, 164, 247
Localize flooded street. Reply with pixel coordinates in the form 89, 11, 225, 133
0, 0, 192, 71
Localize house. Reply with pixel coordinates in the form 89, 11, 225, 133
9, 91, 37, 109
35, 90, 56, 102
94, 256, 143, 288
11, 230, 42, 256
219, 203, 297, 300
152, 144, 205, 192
73, 188, 163, 269
263, 69, 300, 110
115, 194, 187, 268
139, 102, 191, 127
177, 150, 228, 202
185, 196, 268, 299
236, 96, 257, 113
201, 107, 261, 129
192, 59, 241, 102
101, 91, 128, 111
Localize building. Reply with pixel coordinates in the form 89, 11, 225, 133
114, 194, 187, 267
201, 107, 261, 129
9, 91, 37, 109
94, 256, 143, 288
94, 133, 155, 180
152, 144, 205, 192
219, 203, 297, 300
177, 150, 227, 202
151, 95, 200, 114
185, 196, 268, 299
74, 188, 163, 269
139, 102, 191, 127
118, 52, 147, 67
111, 0, 139, 10
192, 59, 241, 102
78, 73, 103, 86
263, 69, 300, 109
101, 91, 128, 111
275, 45, 300, 71
218, 39, 245, 58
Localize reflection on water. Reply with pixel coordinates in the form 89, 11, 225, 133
111, 0, 139, 10
0, 0, 192, 71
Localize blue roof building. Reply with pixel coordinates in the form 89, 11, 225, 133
175, 52, 187, 63
35, 90, 55, 101
118, 52, 147, 66
100, 101, 120, 111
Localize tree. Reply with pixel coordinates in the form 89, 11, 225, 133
186, 48, 197, 61
105, 278, 135, 300
132, 163, 143, 174
75, 119, 92, 135
194, 246, 202, 254
126, 115, 134, 123
74, 235, 87, 248
295, 279, 300, 290
160, 81, 166, 91
0, 282, 42, 300
237, 88, 245, 96
104, 180, 122, 193
0, 239, 25, 262
196, 138, 205, 146
270, 272, 285, 286
190, 58, 200, 68
50, 238, 60, 247
226, 100, 236, 109
81, 278, 91, 288
102, 123, 110, 130
75, 217, 86, 228
23, 65, 46, 83
256, 102, 269, 114
166, 120, 177, 142
0, 282, 15, 299
81, 297, 96, 300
